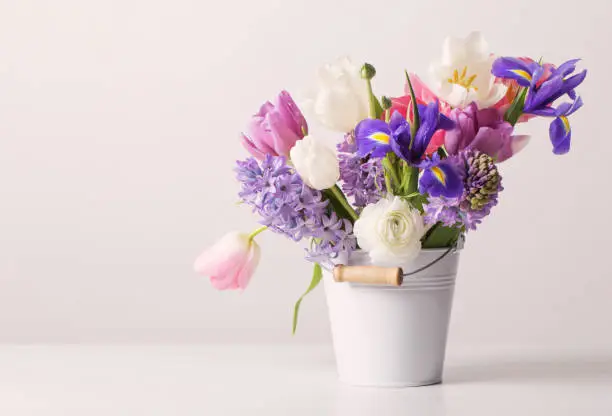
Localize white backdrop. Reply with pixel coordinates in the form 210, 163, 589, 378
0, 0, 610, 347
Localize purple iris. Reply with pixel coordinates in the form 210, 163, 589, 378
354, 102, 454, 165
492, 57, 586, 154
418, 154, 464, 199
548, 97, 583, 154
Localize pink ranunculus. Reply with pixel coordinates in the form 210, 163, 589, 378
241, 90, 308, 160
387, 74, 452, 156
193, 232, 261, 291
445, 103, 530, 163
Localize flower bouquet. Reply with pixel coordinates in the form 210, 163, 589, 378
194, 32, 586, 386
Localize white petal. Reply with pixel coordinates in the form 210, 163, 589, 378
442, 84, 470, 108
313, 88, 367, 132
290, 135, 339, 190
464, 31, 489, 61
441, 36, 465, 65
354, 197, 424, 267
476, 82, 508, 108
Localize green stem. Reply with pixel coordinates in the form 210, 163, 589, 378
365, 79, 379, 119
329, 185, 358, 222
382, 156, 401, 191
406, 166, 419, 194
248, 226, 268, 241
383, 170, 393, 197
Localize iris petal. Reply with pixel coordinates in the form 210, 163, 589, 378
491, 57, 537, 87
354, 118, 393, 158
555, 59, 581, 77
418, 159, 464, 199
549, 117, 571, 155
510, 69, 533, 83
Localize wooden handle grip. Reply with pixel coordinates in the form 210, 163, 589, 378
333, 265, 404, 286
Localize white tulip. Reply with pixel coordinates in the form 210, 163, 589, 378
429, 31, 507, 109
302, 57, 370, 132
354, 196, 425, 267
290, 135, 339, 190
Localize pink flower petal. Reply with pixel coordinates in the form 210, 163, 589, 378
193, 232, 260, 291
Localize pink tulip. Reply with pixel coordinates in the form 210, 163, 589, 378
193, 231, 261, 290
444, 103, 530, 163
241, 90, 308, 160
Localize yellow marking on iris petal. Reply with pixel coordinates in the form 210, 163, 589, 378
431, 166, 446, 185
370, 132, 390, 143
510, 69, 533, 82
560, 115, 570, 133
447, 66, 478, 91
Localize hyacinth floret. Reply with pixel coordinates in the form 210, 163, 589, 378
423, 149, 503, 230
235, 154, 355, 258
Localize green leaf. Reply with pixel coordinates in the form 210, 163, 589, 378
504, 87, 528, 126
292, 263, 323, 335
405, 165, 419, 195
404, 70, 420, 140
322, 185, 358, 223
422, 223, 461, 248
410, 193, 427, 213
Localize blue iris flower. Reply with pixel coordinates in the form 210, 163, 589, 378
547, 96, 583, 155
418, 153, 464, 199
354, 101, 454, 165
491, 57, 586, 154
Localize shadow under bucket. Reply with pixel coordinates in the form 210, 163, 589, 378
323, 248, 461, 387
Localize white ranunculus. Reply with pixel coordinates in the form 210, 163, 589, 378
429, 31, 507, 109
302, 57, 370, 132
290, 135, 339, 190
354, 196, 425, 267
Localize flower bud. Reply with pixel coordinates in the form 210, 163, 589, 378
360, 63, 377, 80
290, 135, 340, 190
302, 58, 370, 132
381, 96, 393, 110
194, 232, 261, 290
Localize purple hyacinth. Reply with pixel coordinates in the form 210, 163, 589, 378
306, 213, 357, 262
235, 154, 355, 258
423, 149, 503, 230
337, 133, 386, 210
423, 196, 462, 227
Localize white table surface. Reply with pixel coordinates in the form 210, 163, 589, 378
0, 345, 610, 415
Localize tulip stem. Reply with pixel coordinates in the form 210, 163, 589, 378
248, 226, 268, 241
329, 185, 359, 222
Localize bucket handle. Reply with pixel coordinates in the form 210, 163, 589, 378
324, 236, 463, 286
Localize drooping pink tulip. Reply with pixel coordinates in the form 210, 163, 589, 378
241, 91, 308, 160
193, 232, 261, 290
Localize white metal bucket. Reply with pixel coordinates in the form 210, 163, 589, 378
323, 249, 460, 387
